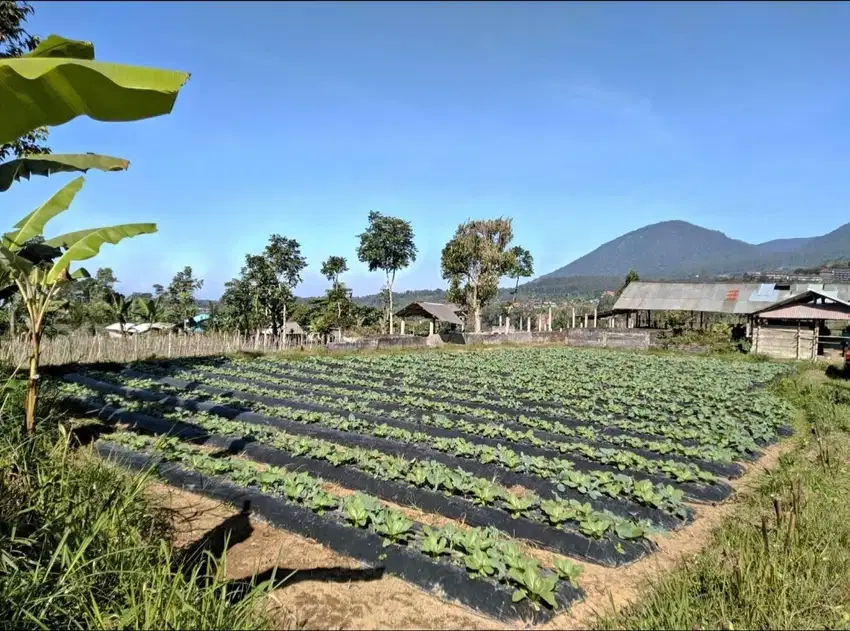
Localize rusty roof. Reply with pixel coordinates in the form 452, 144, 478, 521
394, 301, 464, 325
613, 281, 850, 315
759, 304, 850, 320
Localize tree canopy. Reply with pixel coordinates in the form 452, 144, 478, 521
441, 217, 518, 332
165, 266, 203, 324
356, 210, 417, 333
507, 245, 534, 298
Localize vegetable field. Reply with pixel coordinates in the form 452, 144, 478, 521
55, 347, 792, 624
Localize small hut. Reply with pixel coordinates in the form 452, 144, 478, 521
260, 321, 306, 344
394, 302, 464, 335
750, 289, 850, 360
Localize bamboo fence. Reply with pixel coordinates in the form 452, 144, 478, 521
0, 331, 319, 367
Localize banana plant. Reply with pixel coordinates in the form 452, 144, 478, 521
1, 179, 156, 432
132, 295, 165, 329
106, 291, 135, 338
0, 34, 189, 434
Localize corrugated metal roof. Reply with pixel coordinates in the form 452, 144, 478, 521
613, 282, 850, 315
760, 304, 850, 320
751, 289, 850, 316
395, 301, 464, 325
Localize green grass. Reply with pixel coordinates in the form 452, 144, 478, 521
594, 367, 850, 630
0, 378, 274, 630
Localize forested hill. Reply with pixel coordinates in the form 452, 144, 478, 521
536, 219, 850, 280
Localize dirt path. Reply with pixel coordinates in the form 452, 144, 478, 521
151, 438, 794, 630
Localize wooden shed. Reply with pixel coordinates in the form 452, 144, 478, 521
750, 290, 850, 360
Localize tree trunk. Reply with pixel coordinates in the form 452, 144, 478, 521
25, 331, 41, 434
387, 271, 395, 335
9, 301, 15, 338
472, 286, 481, 333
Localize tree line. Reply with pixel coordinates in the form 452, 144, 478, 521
214, 213, 537, 337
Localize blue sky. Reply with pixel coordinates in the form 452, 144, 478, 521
10, 1, 850, 298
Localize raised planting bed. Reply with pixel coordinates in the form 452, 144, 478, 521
160, 361, 770, 456
95, 439, 585, 624
62, 396, 654, 567
115, 368, 733, 501
63, 372, 692, 530
166, 366, 746, 482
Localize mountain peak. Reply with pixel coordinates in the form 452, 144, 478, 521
537, 220, 850, 280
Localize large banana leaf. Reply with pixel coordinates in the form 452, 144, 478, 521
0, 244, 35, 276
0, 153, 128, 192
25, 34, 95, 60
3, 177, 85, 249
0, 34, 190, 145
43, 228, 98, 249
46, 223, 157, 283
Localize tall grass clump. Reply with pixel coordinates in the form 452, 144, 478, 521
595, 367, 850, 630
0, 375, 272, 629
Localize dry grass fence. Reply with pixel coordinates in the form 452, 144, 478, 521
0, 331, 318, 367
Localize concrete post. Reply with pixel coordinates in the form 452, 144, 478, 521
548, 307, 552, 331
429, 320, 434, 336
505, 316, 510, 333
571, 308, 576, 328
400, 320, 405, 335
584, 313, 589, 328
499, 315, 503, 329
519, 316, 523, 331
527, 316, 531, 332
593, 307, 597, 328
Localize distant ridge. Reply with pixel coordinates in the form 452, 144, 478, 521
534, 219, 850, 281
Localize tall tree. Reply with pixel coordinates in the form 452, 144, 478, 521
321, 255, 349, 322
165, 266, 203, 326
441, 217, 516, 333
152, 282, 164, 297
356, 210, 417, 334
506, 245, 534, 299
0, 1, 50, 161
264, 234, 307, 335
221, 235, 307, 338
219, 274, 257, 335
93, 266, 118, 301
321, 255, 348, 289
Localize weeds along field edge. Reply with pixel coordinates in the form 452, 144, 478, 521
0, 377, 274, 630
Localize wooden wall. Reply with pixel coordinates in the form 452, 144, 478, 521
751, 322, 817, 360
